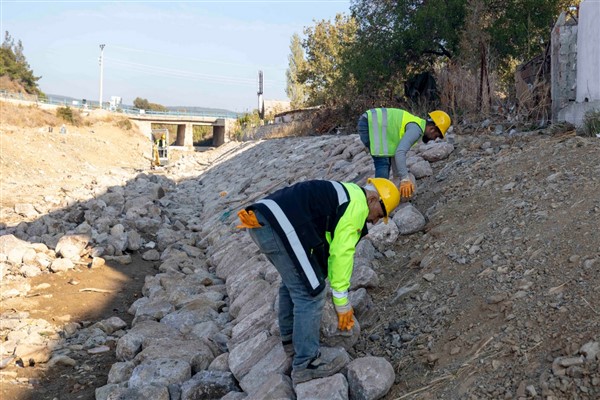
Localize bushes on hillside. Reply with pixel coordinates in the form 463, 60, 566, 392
56, 106, 82, 126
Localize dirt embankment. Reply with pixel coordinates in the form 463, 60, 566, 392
0, 102, 150, 211
1, 101, 599, 399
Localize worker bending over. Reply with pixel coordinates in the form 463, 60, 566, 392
357, 108, 451, 198
237, 178, 400, 384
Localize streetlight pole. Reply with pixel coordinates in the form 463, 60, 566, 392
99, 44, 105, 109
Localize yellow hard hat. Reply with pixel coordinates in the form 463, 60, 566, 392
367, 178, 400, 224
428, 110, 451, 137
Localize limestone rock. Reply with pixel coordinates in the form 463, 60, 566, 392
392, 203, 425, 235
295, 373, 348, 400
345, 356, 395, 400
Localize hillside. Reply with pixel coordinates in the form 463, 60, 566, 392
0, 101, 598, 400
0, 101, 150, 212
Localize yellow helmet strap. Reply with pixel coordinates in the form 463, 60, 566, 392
379, 198, 388, 218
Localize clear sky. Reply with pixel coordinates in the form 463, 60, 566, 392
1, 0, 351, 112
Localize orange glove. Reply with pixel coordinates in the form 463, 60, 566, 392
399, 178, 415, 198
236, 209, 261, 229
335, 303, 354, 331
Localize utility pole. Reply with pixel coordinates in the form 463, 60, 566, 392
99, 44, 105, 109
257, 70, 264, 120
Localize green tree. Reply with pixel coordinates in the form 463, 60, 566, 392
148, 102, 167, 112
286, 33, 307, 109
0, 31, 42, 94
347, 0, 572, 99
133, 97, 150, 109
300, 13, 358, 106
485, 0, 574, 75
346, 0, 466, 98
133, 97, 167, 112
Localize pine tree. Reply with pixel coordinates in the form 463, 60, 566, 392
286, 33, 307, 109
0, 31, 42, 94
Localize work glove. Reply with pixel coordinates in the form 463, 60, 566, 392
399, 178, 415, 198
335, 303, 355, 331
236, 209, 261, 229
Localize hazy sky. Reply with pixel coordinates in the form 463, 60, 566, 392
1, 0, 350, 112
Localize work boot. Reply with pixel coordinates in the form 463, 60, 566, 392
291, 346, 350, 385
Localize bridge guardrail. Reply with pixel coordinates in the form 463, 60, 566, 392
0, 90, 239, 119
120, 107, 238, 119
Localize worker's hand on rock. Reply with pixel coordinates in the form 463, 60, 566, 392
399, 178, 415, 198
335, 303, 354, 331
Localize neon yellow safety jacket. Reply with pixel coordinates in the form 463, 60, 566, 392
247, 180, 369, 307
366, 108, 426, 156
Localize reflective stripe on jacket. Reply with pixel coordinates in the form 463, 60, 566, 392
247, 180, 368, 303
366, 108, 426, 156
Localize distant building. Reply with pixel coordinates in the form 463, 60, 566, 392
109, 96, 122, 111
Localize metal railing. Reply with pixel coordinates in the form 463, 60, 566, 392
120, 107, 238, 119
0, 90, 239, 119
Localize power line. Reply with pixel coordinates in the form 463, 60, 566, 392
104, 57, 285, 87
109, 44, 287, 72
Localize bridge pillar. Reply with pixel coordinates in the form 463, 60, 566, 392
176, 123, 194, 148
185, 123, 194, 148
176, 124, 185, 146
213, 125, 225, 146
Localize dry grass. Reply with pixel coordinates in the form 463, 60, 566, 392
263, 120, 316, 138
0, 76, 28, 94
0, 101, 60, 127
435, 63, 501, 122
0, 101, 139, 134
514, 78, 551, 123
89, 113, 135, 130
240, 119, 317, 140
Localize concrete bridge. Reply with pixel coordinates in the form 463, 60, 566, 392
126, 111, 237, 148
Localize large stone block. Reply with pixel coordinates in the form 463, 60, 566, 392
295, 373, 348, 400
180, 370, 241, 400
320, 301, 359, 350
229, 279, 275, 318
245, 373, 295, 400
239, 344, 291, 394
345, 356, 395, 400
129, 358, 191, 388
228, 331, 276, 380
392, 203, 425, 235
229, 303, 275, 347
115, 321, 182, 361
135, 338, 215, 373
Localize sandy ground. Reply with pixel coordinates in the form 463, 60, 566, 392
1, 102, 159, 400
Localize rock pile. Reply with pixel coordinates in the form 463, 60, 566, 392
1, 135, 453, 399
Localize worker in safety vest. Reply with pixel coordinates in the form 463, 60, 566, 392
357, 108, 451, 198
157, 134, 167, 157
237, 178, 400, 384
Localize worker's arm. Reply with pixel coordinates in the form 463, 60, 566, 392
328, 201, 367, 309
393, 123, 422, 180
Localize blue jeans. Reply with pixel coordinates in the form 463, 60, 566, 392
247, 210, 326, 370
358, 114, 391, 179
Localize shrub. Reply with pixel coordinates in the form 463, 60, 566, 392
115, 118, 132, 130
56, 106, 75, 124
579, 109, 600, 137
